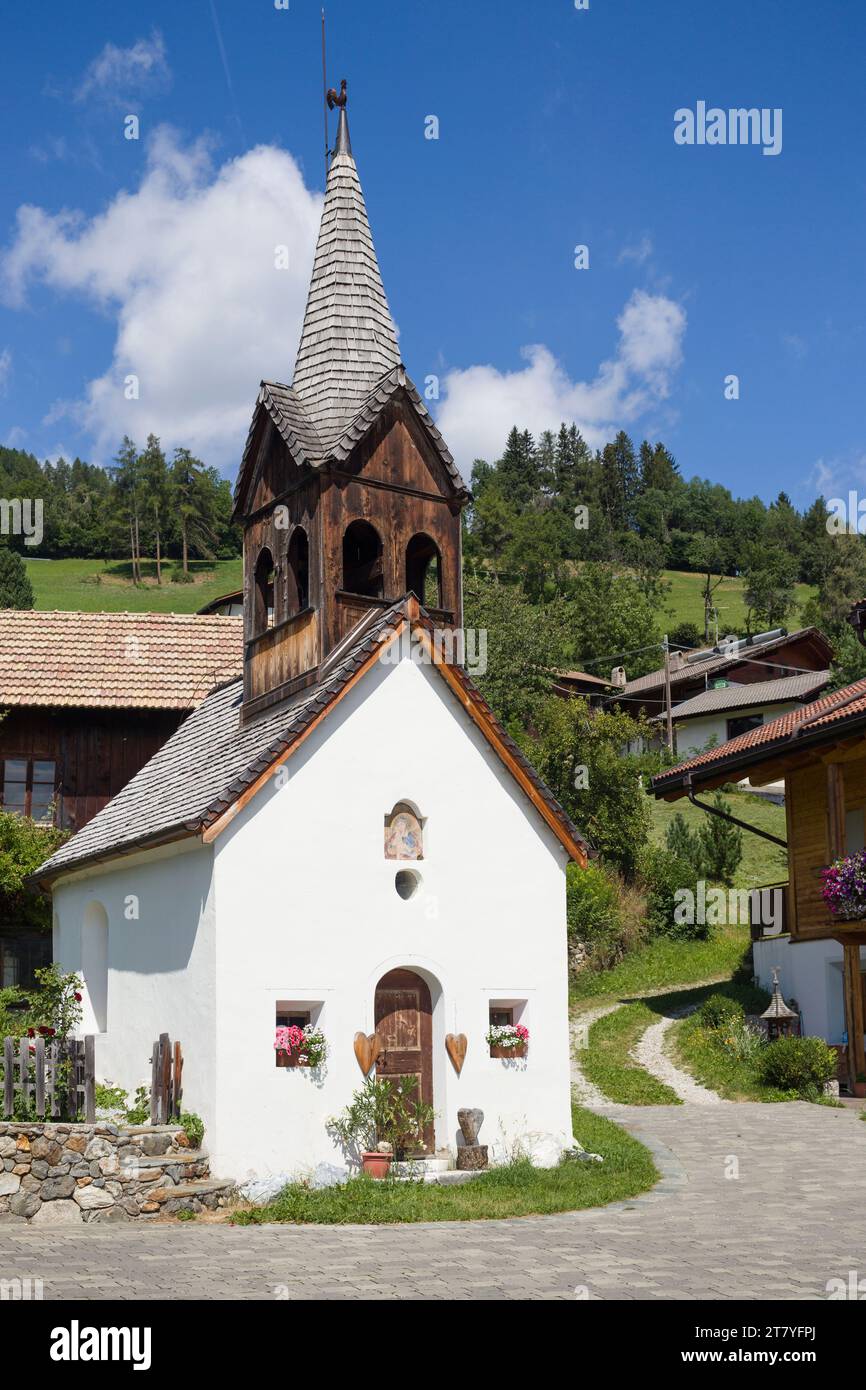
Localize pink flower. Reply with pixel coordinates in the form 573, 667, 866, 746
74, 992, 82, 1002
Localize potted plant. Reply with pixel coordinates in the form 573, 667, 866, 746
854, 1072, 866, 1099
274, 1024, 327, 1068
486, 1023, 529, 1058
329, 1076, 436, 1177
821, 850, 866, 920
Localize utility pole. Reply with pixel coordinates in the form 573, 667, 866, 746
663, 634, 674, 754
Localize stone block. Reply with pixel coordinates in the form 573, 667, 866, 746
41, 1176, 76, 1201
73, 1184, 114, 1210
0, 1172, 21, 1196
30, 1199, 82, 1226
9, 1190, 41, 1219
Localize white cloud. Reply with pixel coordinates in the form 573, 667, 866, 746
75, 30, 171, 107
0, 348, 11, 393
436, 289, 687, 466
617, 235, 653, 266
1, 127, 323, 470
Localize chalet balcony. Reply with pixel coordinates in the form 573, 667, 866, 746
244, 606, 320, 711
748, 881, 789, 942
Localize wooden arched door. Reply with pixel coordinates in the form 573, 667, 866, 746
374, 968, 434, 1154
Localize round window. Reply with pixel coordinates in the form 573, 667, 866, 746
395, 869, 421, 901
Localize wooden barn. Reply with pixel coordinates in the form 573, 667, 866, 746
0, 609, 242, 984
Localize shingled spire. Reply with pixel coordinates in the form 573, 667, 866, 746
291, 93, 401, 451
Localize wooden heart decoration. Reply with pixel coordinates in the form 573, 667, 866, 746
354, 1031, 384, 1076
445, 1033, 468, 1074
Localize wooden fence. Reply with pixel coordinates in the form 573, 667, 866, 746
1, 1035, 95, 1122
150, 1033, 183, 1124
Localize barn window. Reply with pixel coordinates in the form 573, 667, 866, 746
406, 533, 442, 608
287, 527, 309, 614
253, 547, 275, 632
1, 758, 56, 822
384, 802, 424, 860
342, 520, 383, 598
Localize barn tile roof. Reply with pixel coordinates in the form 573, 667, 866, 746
34, 601, 589, 882
652, 670, 832, 722
0, 610, 243, 711
651, 677, 866, 795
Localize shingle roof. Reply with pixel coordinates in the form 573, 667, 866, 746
34, 601, 589, 882
327, 366, 466, 489
290, 107, 401, 453
652, 670, 832, 722
0, 610, 243, 710
651, 677, 866, 794
620, 628, 832, 699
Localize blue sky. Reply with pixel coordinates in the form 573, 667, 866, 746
0, 0, 864, 506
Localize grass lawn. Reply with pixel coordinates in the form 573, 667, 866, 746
571, 923, 752, 1004
661, 569, 815, 634
648, 789, 788, 893
231, 1106, 657, 1224
581, 1000, 683, 1104
23, 556, 242, 613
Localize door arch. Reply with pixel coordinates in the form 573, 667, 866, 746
374, 968, 434, 1154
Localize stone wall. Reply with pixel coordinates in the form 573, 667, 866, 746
0, 1122, 230, 1224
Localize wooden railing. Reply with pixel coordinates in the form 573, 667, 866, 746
245, 606, 320, 704
748, 882, 789, 942
2, 1035, 95, 1122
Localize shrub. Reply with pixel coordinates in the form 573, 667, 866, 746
171, 568, 195, 584
758, 1036, 837, 1096
176, 1111, 205, 1149
637, 844, 707, 939
696, 793, 743, 884
566, 862, 647, 972
698, 994, 744, 1030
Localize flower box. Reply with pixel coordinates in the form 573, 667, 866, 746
274, 1024, 327, 1069
821, 851, 866, 920
486, 1023, 529, 1058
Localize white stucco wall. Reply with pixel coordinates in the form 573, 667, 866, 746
50, 651, 575, 1181
210, 653, 574, 1181
52, 839, 217, 1129
752, 935, 866, 1043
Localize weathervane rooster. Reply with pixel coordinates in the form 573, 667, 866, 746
327, 78, 347, 110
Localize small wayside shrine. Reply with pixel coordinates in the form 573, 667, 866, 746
234, 90, 469, 719
40, 83, 588, 1187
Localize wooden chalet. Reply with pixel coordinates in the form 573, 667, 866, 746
612, 627, 833, 722
0, 609, 242, 985
651, 618, 866, 1090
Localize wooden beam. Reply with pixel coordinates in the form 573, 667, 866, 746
822, 737, 866, 765
827, 761, 846, 859
842, 939, 866, 1089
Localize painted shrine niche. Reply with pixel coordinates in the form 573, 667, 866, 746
384, 802, 424, 860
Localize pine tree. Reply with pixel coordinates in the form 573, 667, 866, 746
665, 812, 702, 870
697, 795, 743, 884
140, 435, 170, 584
639, 440, 680, 491
496, 427, 538, 508
110, 436, 144, 584
170, 448, 218, 575
0, 546, 34, 609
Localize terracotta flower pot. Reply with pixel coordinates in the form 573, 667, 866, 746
361, 1151, 392, 1179
853, 1081, 866, 1098
490, 1043, 528, 1059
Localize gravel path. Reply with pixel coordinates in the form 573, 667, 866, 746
570, 1004, 621, 1107
633, 1008, 727, 1105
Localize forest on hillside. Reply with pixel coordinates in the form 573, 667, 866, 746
0, 436, 239, 573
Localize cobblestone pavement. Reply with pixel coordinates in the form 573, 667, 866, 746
1, 1102, 864, 1300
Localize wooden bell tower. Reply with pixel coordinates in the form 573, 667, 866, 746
232, 87, 469, 721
